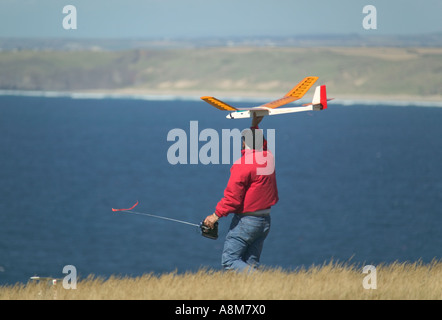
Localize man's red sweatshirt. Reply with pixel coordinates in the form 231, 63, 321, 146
214, 137, 279, 218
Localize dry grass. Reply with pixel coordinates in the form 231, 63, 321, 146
1, 260, 441, 300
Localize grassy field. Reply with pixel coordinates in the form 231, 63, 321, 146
1, 47, 441, 100
1, 260, 441, 300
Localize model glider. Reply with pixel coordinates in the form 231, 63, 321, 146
200, 76, 333, 119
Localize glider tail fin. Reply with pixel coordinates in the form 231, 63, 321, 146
305, 85, 333, 110
313, 85, 327, 109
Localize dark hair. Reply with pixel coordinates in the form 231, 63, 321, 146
241, 128, 264, 150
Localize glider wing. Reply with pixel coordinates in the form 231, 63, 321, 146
259, 76, 319, 109
200, 96, 237, 111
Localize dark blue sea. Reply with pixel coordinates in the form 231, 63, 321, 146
0, 95, 441, 285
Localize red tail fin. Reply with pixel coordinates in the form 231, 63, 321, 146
308, 85, 333, 110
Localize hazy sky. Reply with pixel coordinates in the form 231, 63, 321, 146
0, 0, 441, 38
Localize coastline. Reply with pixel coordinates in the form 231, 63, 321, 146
1, 88, 442, 107
1, 46, 441, 107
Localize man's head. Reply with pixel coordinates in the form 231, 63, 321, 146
241, 128, 264, 151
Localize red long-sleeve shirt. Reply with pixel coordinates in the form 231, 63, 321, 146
214, 136, 278, 217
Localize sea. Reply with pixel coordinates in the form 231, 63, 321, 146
0, 93, 441, 285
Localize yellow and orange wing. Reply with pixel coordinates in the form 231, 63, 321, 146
260, 76, 319, 109
200, 96, 237, 111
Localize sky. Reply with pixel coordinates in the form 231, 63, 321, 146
0, 0, 441, 39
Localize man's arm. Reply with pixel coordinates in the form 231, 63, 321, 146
204, 164, 248, 228
251, 114, 267, 151
251, 113, 264, 128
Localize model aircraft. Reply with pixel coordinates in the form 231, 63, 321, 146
200, 76, 333, 119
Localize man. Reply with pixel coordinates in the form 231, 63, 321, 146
204, 114, 278, 272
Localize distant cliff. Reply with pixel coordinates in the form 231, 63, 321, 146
1, 47, 441, 100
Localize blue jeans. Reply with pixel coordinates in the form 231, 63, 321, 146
221, 214, 271, 272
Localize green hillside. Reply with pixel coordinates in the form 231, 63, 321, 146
1, 47, 441, 99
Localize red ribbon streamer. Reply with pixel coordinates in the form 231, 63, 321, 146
112, 201, 139, 212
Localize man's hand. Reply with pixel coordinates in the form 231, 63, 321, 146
251, 113, 264, 127
203, 213, 219, 229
